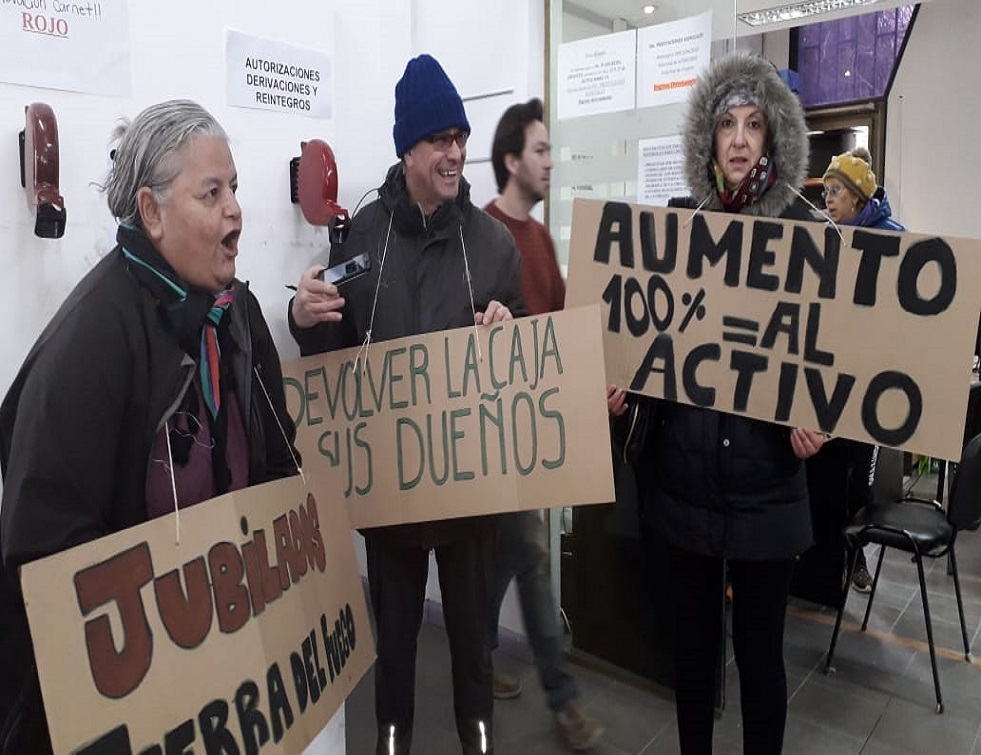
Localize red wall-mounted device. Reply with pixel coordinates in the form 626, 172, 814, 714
19, 102, 66, 239
290, 139, 349, 244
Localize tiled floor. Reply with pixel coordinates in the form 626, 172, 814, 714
345, 476, 981, 753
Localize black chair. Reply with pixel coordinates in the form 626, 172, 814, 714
824, 433, 981, 713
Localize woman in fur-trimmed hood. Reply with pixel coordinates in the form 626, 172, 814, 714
680, 49, 813, 220
627, 51, 827, 755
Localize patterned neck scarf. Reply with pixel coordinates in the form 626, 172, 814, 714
120, 232, 236, 419
200, 288, 235, 418
711, 154, 778, 213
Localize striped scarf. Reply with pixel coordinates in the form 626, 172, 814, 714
118, 225, 241, 492
200, 288, 235, 418
122, 242, 236, 418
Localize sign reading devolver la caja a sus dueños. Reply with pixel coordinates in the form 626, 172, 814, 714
566, 198, 981, 461
281, 306, 615, 530
20, 476, 374, 755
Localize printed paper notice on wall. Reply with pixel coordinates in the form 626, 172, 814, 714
226, 29, 332, 119
637, 135, 689, 207
557, 29, 636, 120
637, 11, 712, 109
0, 1, 131, 96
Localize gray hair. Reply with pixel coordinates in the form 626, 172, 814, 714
103, 99, 228, 226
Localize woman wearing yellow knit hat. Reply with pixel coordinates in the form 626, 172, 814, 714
822, 146, 906, 596
822, 147, 905, 230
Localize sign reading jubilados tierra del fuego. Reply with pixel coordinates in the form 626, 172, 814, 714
21, 477, 374, 754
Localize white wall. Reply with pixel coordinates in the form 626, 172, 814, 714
0, 5, 347, 749
885, 0, 980, 238
562, 8, 611, 41
0, 0, 544, 386
0, 0, 545, 750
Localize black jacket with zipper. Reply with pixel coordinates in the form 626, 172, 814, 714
289, 163, 526, 547
635, 196, 818, 561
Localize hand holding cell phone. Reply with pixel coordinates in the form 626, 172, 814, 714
290, 262, 352, 329
317, 252, 371, 287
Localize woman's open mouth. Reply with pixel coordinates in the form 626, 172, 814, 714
222, 229, 241, 254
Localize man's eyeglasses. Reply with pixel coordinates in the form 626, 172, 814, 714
821, 185, 846, 200
426, 130, 470, 151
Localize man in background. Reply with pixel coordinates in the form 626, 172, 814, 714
484, 98, 604, 752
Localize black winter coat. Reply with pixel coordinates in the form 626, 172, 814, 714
290, 163, 526, 546
637, 197, 817, 561
1, 232, 298, 569
0, 227, 298, 753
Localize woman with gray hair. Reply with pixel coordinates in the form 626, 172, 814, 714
0, 99, 299, 752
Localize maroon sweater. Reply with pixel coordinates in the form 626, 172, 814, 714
484, 201, 565, 316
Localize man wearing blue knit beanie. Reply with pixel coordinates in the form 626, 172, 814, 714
288, 54, 526, 755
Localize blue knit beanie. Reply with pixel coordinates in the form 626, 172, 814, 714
393, 54, 470, 157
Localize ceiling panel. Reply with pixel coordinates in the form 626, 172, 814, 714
566, 0, 926, 40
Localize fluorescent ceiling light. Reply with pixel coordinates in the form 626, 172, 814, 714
738, 0, 882, 26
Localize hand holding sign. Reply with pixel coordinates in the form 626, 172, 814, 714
606, 384, 628, 417
790, 427, 827, 459
475, 299, 512, 325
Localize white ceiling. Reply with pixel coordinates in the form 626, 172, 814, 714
567, 0, 924, 40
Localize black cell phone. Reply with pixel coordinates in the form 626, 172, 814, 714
318, 252, 371, 286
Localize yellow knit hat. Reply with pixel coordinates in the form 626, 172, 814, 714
823, 148, 876, 202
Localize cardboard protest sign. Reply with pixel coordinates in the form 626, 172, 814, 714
281, 306, 615, 529
20, 476, 373, 755
566, 199, 981, 460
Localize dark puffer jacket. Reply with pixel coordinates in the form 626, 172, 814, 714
641, 52, 817, 561
290, 163, 525, 546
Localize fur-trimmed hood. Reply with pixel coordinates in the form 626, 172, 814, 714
682, 51, 809, 218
